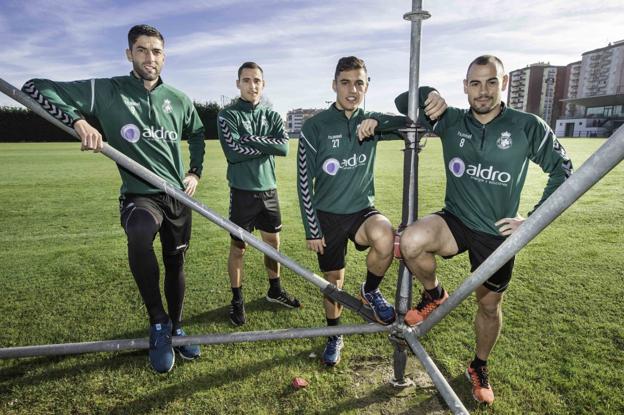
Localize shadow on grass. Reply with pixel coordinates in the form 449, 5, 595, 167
185, 296, 294, 327
316, 382, 411, 415
397, 369, 482, 414
0, 297, 309, 395
106, 349, 314, 415
0, 350, 144, 392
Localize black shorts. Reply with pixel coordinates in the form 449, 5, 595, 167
119, 193, 191, 255
435, 209, 514, 293
229, 188, 281, 242
316, 207, 381, 272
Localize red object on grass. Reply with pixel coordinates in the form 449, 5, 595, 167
292, 377, 309, 389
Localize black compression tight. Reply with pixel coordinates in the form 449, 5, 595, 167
125, 208, 186, 328
163, 251, 186, 330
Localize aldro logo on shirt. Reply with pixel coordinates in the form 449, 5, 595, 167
322, 153, 367, 176
448, 157, 511, 186
120, 123, 178, 143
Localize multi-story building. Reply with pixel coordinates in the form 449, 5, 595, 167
286, 108, 323, 136
562, 61, 582, 117
554, 40, 624, 137
507, 63, 566, 128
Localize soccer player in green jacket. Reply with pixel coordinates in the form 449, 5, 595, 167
217, 62, 301, 327
297, 56, 447, 366
395, 55, 573, 404
22, 25, 205, 374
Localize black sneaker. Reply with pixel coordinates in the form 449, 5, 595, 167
229, 299, 246, 326
266, 288, 301, 308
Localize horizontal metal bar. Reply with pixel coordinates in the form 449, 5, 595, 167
0, 324, 390, 359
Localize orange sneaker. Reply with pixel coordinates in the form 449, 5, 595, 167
404, 288, 449, 326
466, 365, 495, 405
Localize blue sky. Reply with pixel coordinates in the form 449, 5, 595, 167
0, 0, 622, 117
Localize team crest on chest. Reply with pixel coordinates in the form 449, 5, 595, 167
497, 131, 512, 149
162, 99, 173, 113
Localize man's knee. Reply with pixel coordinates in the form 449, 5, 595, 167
369, 225, 394, 255
400, 222, 433, 260
360, 216, 393, 253
261, 231, 280, 250
477, 293, 502, 319
163, 250, 185, 271
324, 270, 344, 287
230, 239, 246, 257
125, 209, 159, 251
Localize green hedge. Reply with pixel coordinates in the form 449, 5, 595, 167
0, 101, 221, 142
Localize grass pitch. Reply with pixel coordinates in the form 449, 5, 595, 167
0, 138, 622, 414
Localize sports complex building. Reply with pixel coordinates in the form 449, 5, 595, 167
508, 40, 624, 137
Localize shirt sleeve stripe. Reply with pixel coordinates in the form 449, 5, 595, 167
300, 131, 317, 153
90, 79, 95, 113
537, 129, 550, 152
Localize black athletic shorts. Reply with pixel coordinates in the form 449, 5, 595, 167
315, 207, 381, 272
435, 209, 514, 293
119, 193, 192, 255
229, 188, 282, 242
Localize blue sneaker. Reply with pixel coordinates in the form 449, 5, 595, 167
322, 335, 344, 366
149, 321, 174, 373
360, 283, 396, 325
173, 328, 201, 360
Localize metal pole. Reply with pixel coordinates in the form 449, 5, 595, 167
391, 0, 431, 386
396, 0, 431, 318
404, 330, 470, 414
417, 125, 624, 336
0, 324, 390, 359
0, 78, 377, 323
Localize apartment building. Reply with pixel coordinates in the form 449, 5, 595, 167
556, 40, 624, 137
286, 108, 323, 136
509, 40, 624, 137
507, 63, 566, 128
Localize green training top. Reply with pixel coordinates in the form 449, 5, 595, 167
395, 90, 573, 236
297, 104, 407, 240
23, 74, 205, 195
217, 98, 288, 191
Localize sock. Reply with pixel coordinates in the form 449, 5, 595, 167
425, 284, 443, 300
268, 277, 281, 295
326, 317, 341, 327
231, 286, 243, 302
363, 270, 383, 293
471, 356, 487, 369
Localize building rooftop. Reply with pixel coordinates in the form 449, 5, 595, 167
581, 40, 624, 56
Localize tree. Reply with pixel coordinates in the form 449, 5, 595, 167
193, 101, 222, 140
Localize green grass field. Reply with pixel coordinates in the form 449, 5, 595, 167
0, 138, 622, 414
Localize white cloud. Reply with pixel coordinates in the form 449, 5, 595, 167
1, 0, 623, 117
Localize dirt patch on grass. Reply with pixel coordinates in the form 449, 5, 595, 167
344, 354, 449, 414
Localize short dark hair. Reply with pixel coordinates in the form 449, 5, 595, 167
334, 56, 367, 79
128, 25, 164, 49
466, 55, 505, 78
238, 62, 264, 79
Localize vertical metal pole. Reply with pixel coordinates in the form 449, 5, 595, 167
391, 0, 431, 386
